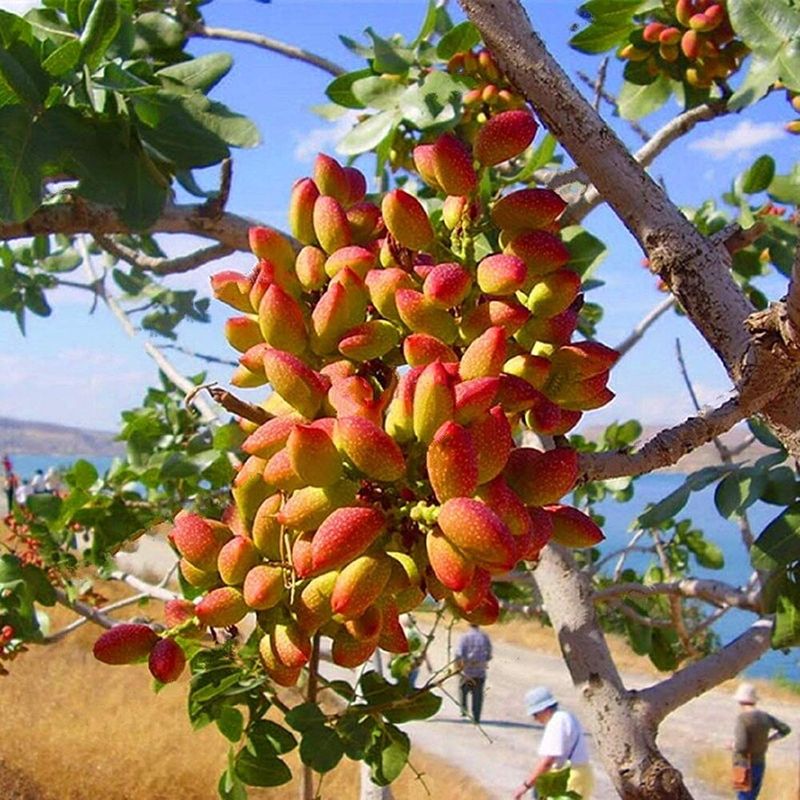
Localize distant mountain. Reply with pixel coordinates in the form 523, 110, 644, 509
0, 417, 124, 456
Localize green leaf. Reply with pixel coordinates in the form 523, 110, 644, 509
412, 0, 438, 47
748, 418, 785, 450
285, 702, 326, 732
570, 17, 636, 54
299, 725, 344, 773
399, 70, 461, 130
762, 467, 798, 506
436, 21, 481, 60
741, 155, 776, 194
157, 53, 233, 93
714, 473, 741, 518
636, 484, 690, 528
338, 109, 400, 156
249, 720, 297, 755
617, 75, 670, 119
159, 452, 198, 479
649, 627, 679, 671
366, 723, 409, 786
133, 11, 185, 54
728, 0, 800, 57
79, 0, 120, 71
22, 563, 57, 606
216, 706, 244, 742
70, 458, 98, 489
26, 493, 62, 521
752, 504, 800, 570
366, 28, 411, 75
769, 165, 800, 205
383, 690, 442, 723
0, 49, 45, 106
39, 251, 81, 272
727, 56, 781, 110
687, 536, 725, 569
42, 40, 82, 78
773, 579, 800, 649
351, 75, 407, 110
560, 225, 607, 277
234, 751, 291, 788
325, 68, 372, 109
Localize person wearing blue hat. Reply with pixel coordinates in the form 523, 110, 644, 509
514, 686, 593, 799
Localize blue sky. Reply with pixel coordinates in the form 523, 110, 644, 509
1, 0, 796, 432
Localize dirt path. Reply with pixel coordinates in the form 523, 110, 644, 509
323, 633, 800, 800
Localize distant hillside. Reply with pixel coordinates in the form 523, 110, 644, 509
0, 417, 124, 456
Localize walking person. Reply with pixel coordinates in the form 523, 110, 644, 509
514, 686, 593, 799
454, 623, 492, 723
731, 682, 791, 799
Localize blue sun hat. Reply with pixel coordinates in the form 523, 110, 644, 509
525, 686, 557, 716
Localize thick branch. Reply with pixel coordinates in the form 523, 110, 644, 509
191, 23, 345, 77
52, 588, 117, 632
578, 397, 749, 482
593, 579, 761, 612
0, 198, 259, 252
639, 619, 772, 725
96, 235, 233, 276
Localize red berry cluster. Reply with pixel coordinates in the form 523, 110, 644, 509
93, 51, 617, 686
621, 0, 747, 88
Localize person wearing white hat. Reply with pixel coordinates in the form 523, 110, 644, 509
514, 686, 593, 799
732, 682, 790, 799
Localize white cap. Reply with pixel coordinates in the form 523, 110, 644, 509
525, 686, 557, 716
735, 683, 758, 705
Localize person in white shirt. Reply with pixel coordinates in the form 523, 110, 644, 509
514, 686, 593, 799
44, 467, 62, 494
15, 479, 33, 506
30, 469, 47, 494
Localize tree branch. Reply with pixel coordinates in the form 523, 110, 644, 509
0, 197, 262, 253
614, 295, 676, 358
96, 235, 233, 276
568, 103, 727, 221
190, 23, 345, 77
593, 579, 761, 612
578, 397, 749, 482
639, 618, 773, 725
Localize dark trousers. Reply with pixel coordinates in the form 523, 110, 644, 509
460, 676, 485, 722
737, 762, 765, 800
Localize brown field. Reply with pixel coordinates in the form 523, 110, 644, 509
693, 748, 799, 800
0, 588, 488, 800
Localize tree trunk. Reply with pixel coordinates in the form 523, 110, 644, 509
534, 545, 694, 799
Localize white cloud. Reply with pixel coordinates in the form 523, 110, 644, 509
293, 112, 360, 162
688, 120, 786, 161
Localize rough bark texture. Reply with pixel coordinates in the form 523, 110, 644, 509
534, 546, 692, 799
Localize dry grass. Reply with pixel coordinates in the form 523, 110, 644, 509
0, 587, 488, 800
693, 748, 799, 800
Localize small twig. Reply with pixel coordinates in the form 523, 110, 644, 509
109, 571, 180, 602
190, 23, 345, 77
592, 578, 761, 612
46, 590, 150, 642
614, 296, 676, 358
95, 234, 233, 276
202, 159, 233, 220
205, 385, 272, 425
593, 58, 609, 112
160, 343, 239, 368
576, 70, 650, 143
